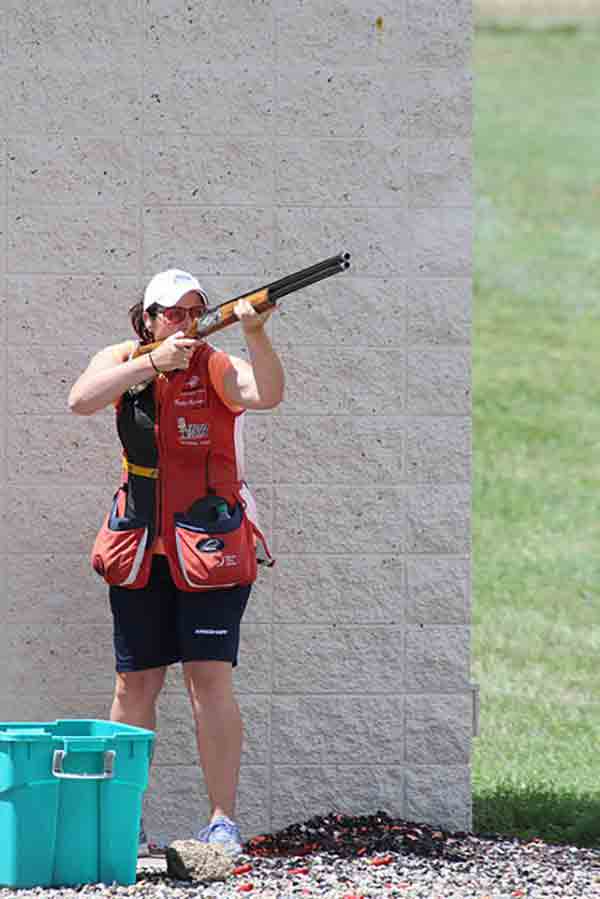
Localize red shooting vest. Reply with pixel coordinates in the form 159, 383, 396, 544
91, 342, 273, 591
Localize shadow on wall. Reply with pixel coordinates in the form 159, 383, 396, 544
474, 781, 600, 848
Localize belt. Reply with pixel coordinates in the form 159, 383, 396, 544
122, 458, 159, 479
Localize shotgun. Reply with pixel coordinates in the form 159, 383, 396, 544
133, 252, 351, 358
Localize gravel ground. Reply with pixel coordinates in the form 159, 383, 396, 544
2, 812, 600, 899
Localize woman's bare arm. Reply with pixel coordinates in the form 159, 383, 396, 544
69, 332, 204, 415
68, 342, 155, 415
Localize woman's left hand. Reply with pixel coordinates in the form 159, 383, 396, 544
233, 299, 275, 335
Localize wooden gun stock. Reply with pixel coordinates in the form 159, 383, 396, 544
133, 252, 351, 358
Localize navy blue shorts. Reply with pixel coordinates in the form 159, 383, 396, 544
109, 555, 251, 672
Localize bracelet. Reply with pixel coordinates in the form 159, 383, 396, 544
148, 352, 162, 375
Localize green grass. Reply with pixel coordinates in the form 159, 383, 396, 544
473, 25, 600, 847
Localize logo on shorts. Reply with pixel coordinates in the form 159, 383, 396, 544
197, 537, 225, 552
193, 628, 228, 636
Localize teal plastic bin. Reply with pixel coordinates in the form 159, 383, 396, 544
0, 719, 155, 889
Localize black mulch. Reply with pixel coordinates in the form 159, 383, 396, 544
244, 809, 600, 873
246, 810, 472, 861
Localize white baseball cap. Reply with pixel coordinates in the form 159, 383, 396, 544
143, 269, 209, 312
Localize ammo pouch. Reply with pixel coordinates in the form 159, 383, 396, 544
171, 494, 258, 591
90, 486, 153, 589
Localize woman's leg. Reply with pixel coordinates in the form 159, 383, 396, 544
110, 665, 168, 730
183, 660, 242, 822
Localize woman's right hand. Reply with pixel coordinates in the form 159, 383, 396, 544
150, 332, 203, 372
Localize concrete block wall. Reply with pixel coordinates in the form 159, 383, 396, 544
0, 0, 474, 842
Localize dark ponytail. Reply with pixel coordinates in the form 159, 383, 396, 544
128, 298, 156, 345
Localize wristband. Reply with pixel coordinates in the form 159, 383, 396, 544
148, 352, 162, 375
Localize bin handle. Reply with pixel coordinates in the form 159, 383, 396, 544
52, 749, 116, 780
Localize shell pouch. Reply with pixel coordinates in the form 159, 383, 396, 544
172, 494, 257, 590
91, 485, 153, 588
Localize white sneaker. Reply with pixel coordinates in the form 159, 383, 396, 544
197, 815, 244, 856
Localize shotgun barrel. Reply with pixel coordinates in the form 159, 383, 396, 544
133, 251, 351, 354
213, 251, 351, 310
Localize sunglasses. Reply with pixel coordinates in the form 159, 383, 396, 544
155, 304, 206, 325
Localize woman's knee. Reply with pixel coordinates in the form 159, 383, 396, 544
183, 660, 233, 704
114, 667, 167, 705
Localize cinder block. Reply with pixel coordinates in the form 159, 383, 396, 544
144, 137, 273, 206
274, 486, 405, 554
145, 764, 269, 845
239, 413, 272, 486
5, 485, 108, 553
145, 0, 274, 65
143, 206, 272, 275
408, 139, 471, 208
144, 59, 273, 135
243, 570, 273, 625
405, 485, 470, 553
152, 692, 269, 766
6, 13, 141, 135
276, 347, 404, 415
277, 207, 407, 277
273, 416, 404, 484
0, 692, 113, 723
276, 140, 406, 206
275, 0, 406, 67
410, 208, 472, 278
0, 488, 8, 553
247, 484, 273, 546
9, 345, 103, 414
405, 416, 470, 482
406, 558, 470, 625
8, 206, 139, 274
273, 625, 404, 692
235, 624, 272, 692
277, 67, 405, 140
271, 766, 405, 831
9, 3, 140, 56
5, 62, 141, 136
5, 552, 109, 628
273, 277, 406, 350
406, 278, 471, 345
405, 0, 472, 67
7, 275, 141, 347
405, 694, 472, 764
273, 555, 404, 623
272, 694, 404, 764
7, 413, 121, 485
405, 625, 470, 689
405, 765, 471, 831
0, 618, 113, 696
406, 69, 472, 140
7, 135, 141, 206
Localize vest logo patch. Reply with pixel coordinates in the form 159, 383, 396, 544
177, 417, 210, 444
183, 375, 201, 390
197, 537, 225, 553
175, 388, 207, 408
